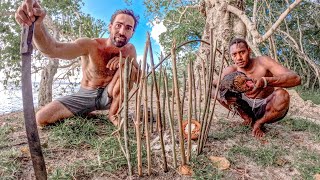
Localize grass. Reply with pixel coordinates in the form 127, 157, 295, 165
295, 87, 320, 105
227, 145, 285, 167
280, 118, 320, 142
44, 115, 141, 179
294, 150, 320, 180
191, 154, 224, 179
0, 124, 13, 147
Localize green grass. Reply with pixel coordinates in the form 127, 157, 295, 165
0, 124, 13, 147
295, 87, 320, 105
295, 150, 320, 180
0, 149, 21, 179
210, 124, 251, 140
280, 118, 320, 141
46, 115, 141, 179
228, 145, 285, 167
191, 155, 224, 180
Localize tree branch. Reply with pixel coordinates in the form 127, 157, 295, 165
227, 0, 302, 44
226, 4, 262, 43
260, 0, 302, 43
178, 5, 200, 23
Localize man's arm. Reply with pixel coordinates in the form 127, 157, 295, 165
33, 24, 91, 59
260, 56, 301, 88
15, 0, 91, 60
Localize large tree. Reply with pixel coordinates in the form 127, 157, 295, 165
142, 0, 320, 119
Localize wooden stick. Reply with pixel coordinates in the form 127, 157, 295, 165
198, 30, 217, 154
143, 65, 152, 176
159, 59, 166, 131
191, 61, 197, 121
163, 70, 177, 168
181, 71, 187, 115
123, 58, 132, 176
204, 47, 225, 146
197, 68, 202, 122
187, 61, 193, 163
171, 40, 186, 165
149, 35, 168, 172
135, 34, 149, 176
150, 74, 154, 133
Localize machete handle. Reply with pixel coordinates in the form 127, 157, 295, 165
20, 16, 38, 54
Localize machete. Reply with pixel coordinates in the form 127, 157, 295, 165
21, 21, 47, 179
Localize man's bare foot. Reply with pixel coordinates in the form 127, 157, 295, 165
252, 122, 265, 138
242, 118, 252, 126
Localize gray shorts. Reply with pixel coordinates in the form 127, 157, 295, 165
56, 87, 112, 115
240, 93, 288, 122
240, 94, 267, 120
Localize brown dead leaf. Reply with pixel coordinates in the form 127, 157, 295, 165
20, 146, 30, 156
178, 165, 193, 176
314, 174, 320, 180
209, 156, 230, 170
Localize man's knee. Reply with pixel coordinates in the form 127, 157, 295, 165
274, 88, 289, 100
36, 109, 48, 126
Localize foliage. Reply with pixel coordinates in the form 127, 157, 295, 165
0, 0, 106, 89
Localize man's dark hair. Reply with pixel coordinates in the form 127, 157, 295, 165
229, 38, 249, 49
110, 9, 140, 31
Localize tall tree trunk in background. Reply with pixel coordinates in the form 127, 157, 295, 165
38, 29, 60, 107
197, 0, 247, 70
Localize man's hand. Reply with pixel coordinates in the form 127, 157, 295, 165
106, 56, 122, 70
246, 77, 267, 95
15, 0, 46, 26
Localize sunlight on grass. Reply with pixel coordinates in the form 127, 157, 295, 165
228, 145, 284, 167
295, 88, 320, 105
295, 150, 320, 179
46, 115, 140, 179
0, 149, 21, 179
191, 154, 224, 179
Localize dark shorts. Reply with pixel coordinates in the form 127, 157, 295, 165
239, 94, 288, 121
56, 87, 112, 115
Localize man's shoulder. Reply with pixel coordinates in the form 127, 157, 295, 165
225, 65, 237, 72
254, 56, 274, 63
124, 43, 136, 50
75, 37, 100, 47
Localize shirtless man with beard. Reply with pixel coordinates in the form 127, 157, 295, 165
214, 38, 301, 138
15, 0, 140, 126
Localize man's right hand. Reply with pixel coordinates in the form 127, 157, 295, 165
15, 0, 46, 26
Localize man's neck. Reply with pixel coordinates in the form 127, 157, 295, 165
240, 58, 254, 72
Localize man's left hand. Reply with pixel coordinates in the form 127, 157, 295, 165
106, 56, 124, 70
246, 77, 267, 95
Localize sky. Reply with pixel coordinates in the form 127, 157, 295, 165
81, 0, 167, 62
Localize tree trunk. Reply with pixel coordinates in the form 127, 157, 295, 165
38, 29, 60, 107
38, 58, 59, 106
196, 0, 246, 70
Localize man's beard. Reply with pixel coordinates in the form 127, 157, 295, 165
112, 34, 129, 47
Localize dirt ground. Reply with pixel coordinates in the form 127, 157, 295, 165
0, 89, 320, 179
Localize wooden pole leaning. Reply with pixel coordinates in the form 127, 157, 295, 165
171, 40, 186, 165
203, 47, 225, 146
187, 61, 193, 163
135, 33, 149, 176
143, 64, 152, 176
149, 34, 168, 172
123, 57, 132, 177
163, 70, 177, 168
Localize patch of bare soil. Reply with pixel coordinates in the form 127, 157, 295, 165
287, 89, 320, 123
